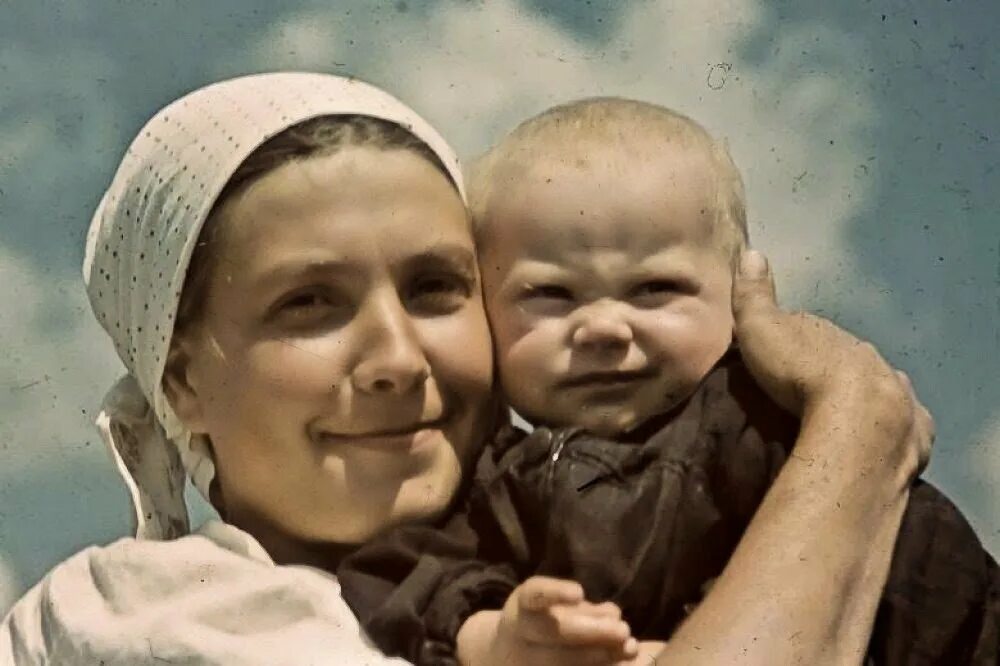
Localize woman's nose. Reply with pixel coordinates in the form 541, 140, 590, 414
571, 304, 634, 350
351, 293, 430, 395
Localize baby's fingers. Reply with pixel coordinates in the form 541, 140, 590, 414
614, 640, 667, 665
515, 602, 631, 649
517, 576, 585, 612
573, 600, 624, 620
506, 578, 632, 652
514, 642, 640, 666
549, 604, 631, 645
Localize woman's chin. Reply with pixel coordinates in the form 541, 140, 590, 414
391, 462, 462, 523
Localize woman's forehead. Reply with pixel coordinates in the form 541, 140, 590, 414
208, 149, 474, 278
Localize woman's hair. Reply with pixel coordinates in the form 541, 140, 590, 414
174, 114, 456, 333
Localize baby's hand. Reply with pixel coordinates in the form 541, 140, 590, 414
456, 576, 637, 666
614, 640, 668, 665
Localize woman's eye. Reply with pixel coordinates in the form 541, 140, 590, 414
524, 284, 573, 301
408, 274, 471, 313
280, 292, 327, 310
271, 288, 349, 327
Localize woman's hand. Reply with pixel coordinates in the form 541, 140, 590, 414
641, 251, 935, 665
456, 576, 637, 666
732, 249, 934, 478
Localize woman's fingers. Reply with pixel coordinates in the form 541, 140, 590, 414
731, 249, 935, 482
732, 249, 777, 319
731, 250, 806, 415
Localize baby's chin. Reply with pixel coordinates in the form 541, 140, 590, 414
516, 402, 648, 438
518, 388, 694, 438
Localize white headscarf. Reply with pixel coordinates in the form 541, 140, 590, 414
83, 72, 465, 540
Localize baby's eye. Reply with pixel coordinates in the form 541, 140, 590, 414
407, 273, 472, 315
629, 280, 684, 306
523, 284, 573, 301
518, 284, 575, 317
632, 280, 680, 296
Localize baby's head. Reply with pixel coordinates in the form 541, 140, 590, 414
469, 98, 748, 436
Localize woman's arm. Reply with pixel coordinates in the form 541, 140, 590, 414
651, 252, 932, 665
0, 523, 411, 665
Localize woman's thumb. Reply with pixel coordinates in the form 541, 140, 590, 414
732, 250, 776, 320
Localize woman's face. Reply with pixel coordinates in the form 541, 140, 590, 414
168, 146, 495, 554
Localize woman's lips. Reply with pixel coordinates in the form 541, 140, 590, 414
317, 416, 449, 453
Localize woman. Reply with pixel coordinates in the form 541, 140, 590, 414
0, 72, 932, 665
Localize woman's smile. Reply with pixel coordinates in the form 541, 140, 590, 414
174, 145, 495, 545
315, 413, 453, 454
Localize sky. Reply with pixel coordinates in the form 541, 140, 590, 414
0, 0, 997, 612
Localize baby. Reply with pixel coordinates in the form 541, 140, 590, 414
339, 98, 999, 665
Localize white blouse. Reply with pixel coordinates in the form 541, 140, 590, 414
0, 520, 409, 665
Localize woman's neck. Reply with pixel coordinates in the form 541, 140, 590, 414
229, 512, 360, 573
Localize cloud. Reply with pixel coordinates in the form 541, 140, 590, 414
232, 0, 884, 310
0, 0, 992, 595
0, 245, 122, 476
209, 0, 995, 550
0, 245, 131, 600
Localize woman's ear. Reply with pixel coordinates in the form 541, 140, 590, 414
162, 336, 208, 434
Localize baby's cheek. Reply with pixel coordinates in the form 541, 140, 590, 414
497, 338, 557, 414
644, 310, 729, 373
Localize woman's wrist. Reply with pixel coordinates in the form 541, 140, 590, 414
798, 368, 921, 486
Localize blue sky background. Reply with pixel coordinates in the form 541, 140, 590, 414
1, 0, 997, 611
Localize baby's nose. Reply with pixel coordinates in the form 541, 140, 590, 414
571, 315, 633, 349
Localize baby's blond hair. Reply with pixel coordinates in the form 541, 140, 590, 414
467, 97, 748, 260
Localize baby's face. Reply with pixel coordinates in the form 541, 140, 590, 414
479, 144, 735, 436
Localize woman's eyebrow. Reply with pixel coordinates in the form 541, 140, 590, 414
403, 244, 477, 275
251, 244, 477, 287
252, 258, 359, 287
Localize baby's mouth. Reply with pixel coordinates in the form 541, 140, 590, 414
559, 368, 657, 389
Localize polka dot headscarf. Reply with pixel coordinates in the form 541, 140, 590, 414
83, 72, 465, 540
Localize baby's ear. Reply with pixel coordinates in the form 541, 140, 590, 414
161, 335, 208, 434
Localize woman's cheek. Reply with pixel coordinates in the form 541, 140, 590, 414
248, 336, 350, 396
424, 308, 495, 388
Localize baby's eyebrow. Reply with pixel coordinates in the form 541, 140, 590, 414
504, 259, 570, 275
